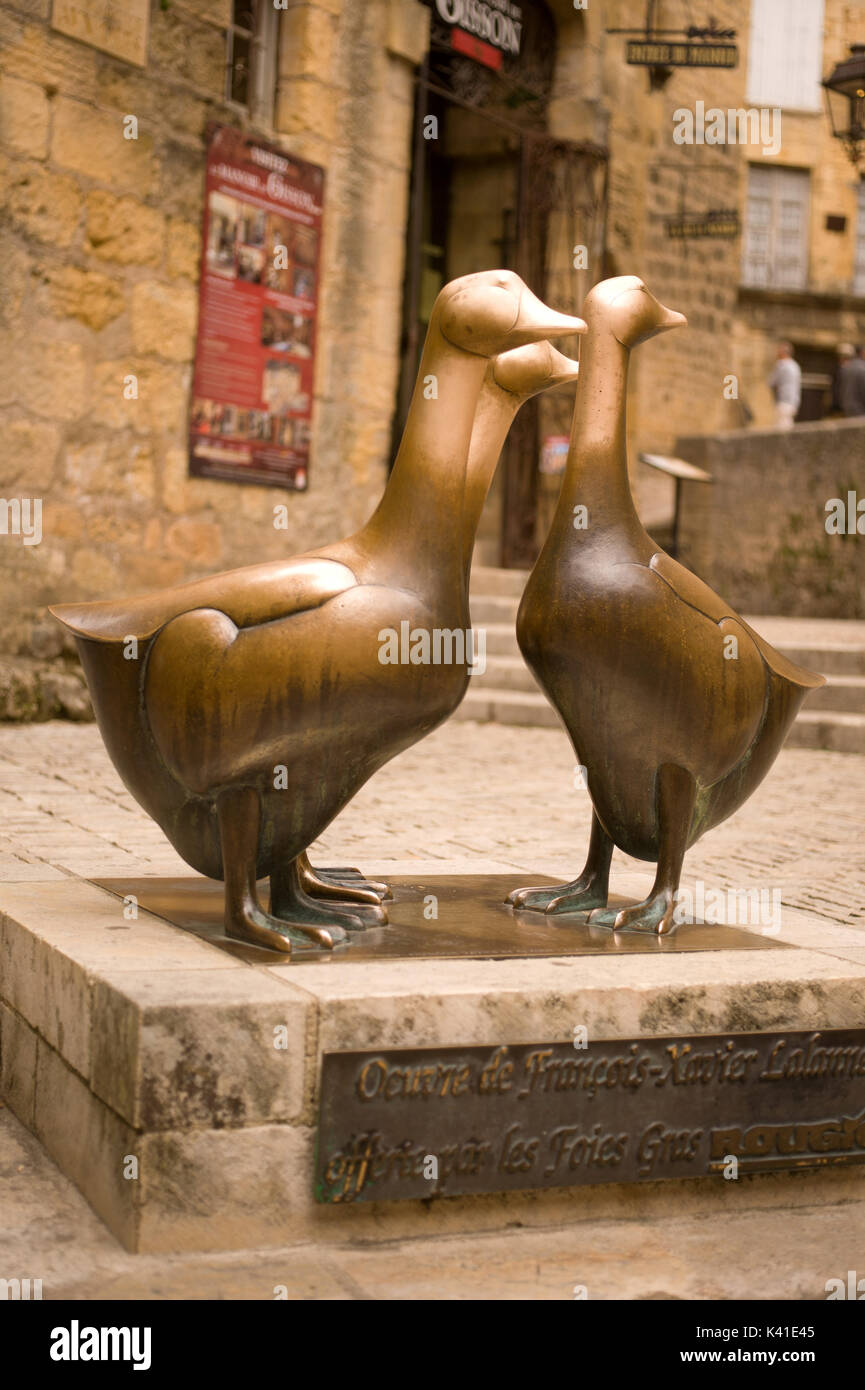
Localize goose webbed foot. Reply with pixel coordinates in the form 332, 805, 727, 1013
272, 857, 387, 934
507, 810, 614, 919
589, 890, 677, 936
298, 851, 392, 904
228, 901, 346, 953
508, 876, 608, 917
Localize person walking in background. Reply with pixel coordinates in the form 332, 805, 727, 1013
833, 344, 856, 413
768, 341, 801, 430
838, 344, 865, 417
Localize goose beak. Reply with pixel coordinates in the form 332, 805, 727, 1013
545, 345, 581, 385
507, 286, 587, 348
658, 305, 687, 332
491, 341, 581, 397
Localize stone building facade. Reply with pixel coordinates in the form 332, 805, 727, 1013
0, 0, 863, 710
0, 0, 427, 697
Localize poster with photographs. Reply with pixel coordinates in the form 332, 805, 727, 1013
189, 125, 325, 489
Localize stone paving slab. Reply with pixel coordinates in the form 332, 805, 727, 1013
0, 724, 860, 937
1, 1106, 862, 1301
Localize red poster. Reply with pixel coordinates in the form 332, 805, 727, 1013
189, 125, 325, 490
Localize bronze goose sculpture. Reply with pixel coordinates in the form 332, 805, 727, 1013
51, 270, 585, 954
293, 333, 581, 915
508, 275, 824, 935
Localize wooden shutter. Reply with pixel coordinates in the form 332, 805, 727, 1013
742, 165, 809, 289
746, 0, 824, 110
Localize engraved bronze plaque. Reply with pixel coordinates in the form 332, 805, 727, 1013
91, 874, 793, 963
316, 1030, 865, 1203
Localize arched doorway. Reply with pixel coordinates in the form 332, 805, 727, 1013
396, 0, 607, 567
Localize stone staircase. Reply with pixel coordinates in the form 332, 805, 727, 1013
456, 567, 865, 754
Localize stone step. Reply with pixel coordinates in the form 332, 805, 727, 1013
763, 644, 865, 677
472, 660, 865, 711
468, 572, 865, 747
459, 683, 865, 752
470, 565, 528, 598
785, 710, 865, 755
453, 688, 561, 729
805, 675, 865, 713
472, 655, 539, 694
479, 622, 522, 656
471, 594, 521, 625
475, 623, 865, 685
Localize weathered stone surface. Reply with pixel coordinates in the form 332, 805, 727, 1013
33, 1035, 140, 1250
64, 438, 155, 503
0, 72, 50, 159
0, 416, 60, 489
12, 338, 87, 421
0, 657, 91, 723
52, 0, 150, 67
148, 7, 226, 92
45, 264, 125, 330
0, 1002, 37, 1128
90, 968, 311, 1131
130, 280, 197, 360
86, 190, 165, 266
3, 1094, 865, 1299
51, 96, 157, 194
4, 158, 83, 247
164, 518, 222, 566
166, 217, 201, 280
678, 419, 865, 619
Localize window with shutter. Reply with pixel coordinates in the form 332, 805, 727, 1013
746, 0, 825, 111
742, 165, 810, 289
855, 184, 865, 297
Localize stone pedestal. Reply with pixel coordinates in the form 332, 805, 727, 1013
1, 872, 864, 1253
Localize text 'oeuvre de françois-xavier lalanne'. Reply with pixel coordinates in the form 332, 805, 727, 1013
318, 1035, 865, 1202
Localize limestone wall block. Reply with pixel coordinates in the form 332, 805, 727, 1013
0, 417, 61, 491
86, 190, 165, 266
4, 158, 83, 248
0, 72, 50, 160
166, 217, 202, 281
51, 96, 158, 195
13, 338, 87, 421
45, 265, 125, 332
130, 281, 198, 362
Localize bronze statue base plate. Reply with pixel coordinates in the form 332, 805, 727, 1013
91, 874, 793, 963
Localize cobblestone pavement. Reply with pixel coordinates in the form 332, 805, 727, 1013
0, 719, 861, 930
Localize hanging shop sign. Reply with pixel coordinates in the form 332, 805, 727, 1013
626, 39, 737, 68
667, 209, 740, 239
425, 0, 524, 72
189, 124, 324, 490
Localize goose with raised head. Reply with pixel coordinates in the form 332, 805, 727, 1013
292, 336, 582, 915
51, 271, 585, 954
508, 275, 824, 935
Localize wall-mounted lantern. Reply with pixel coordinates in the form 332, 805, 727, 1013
823, 44, 865, 175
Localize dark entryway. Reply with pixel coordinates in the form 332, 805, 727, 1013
395, 3, 607, 568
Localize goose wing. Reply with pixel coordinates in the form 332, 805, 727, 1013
49, 557, 359, 644
649, 552, 825, 690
